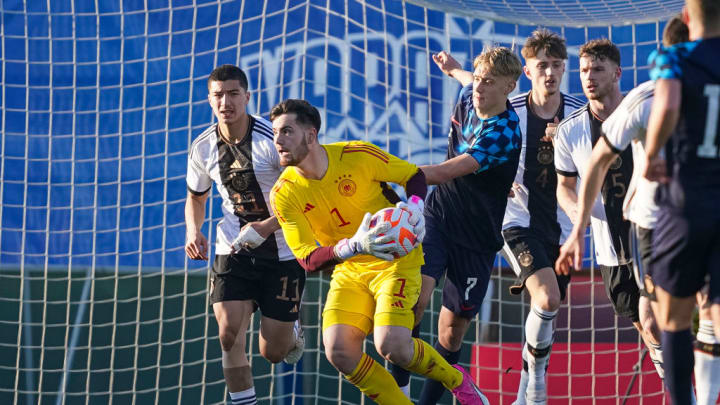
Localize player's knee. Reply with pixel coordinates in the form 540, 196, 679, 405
374, 338, 412, 365
260, 346, 285, 364
324, 343, 356, 374
218, 328, 241, 352
438, 327, 464, 352
534, 292, 561, 312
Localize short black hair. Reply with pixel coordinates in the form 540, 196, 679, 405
270, 99, 322, 132
208, 65, 248, 90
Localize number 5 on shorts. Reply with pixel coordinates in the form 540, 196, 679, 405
465, 277, 477, 301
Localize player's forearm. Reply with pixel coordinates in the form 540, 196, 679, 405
420, 154, 478, 185
577, 145, 616, 230
557, 181, 579, 224
645, 79, 681, 158
185, 193, 207, 235
450, 69, 473, 87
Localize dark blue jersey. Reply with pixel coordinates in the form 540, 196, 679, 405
650, 38, 720, 217
425, 84, 521, 251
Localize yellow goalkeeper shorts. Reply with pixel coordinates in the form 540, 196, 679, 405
322, 262, 421, 335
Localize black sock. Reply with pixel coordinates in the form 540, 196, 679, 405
662, 329, 694, 405
418, 341, 461, 405
391, 324, 420, 388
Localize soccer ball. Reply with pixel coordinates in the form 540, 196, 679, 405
369, 207, 418, 258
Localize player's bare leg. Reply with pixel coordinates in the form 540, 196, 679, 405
519, 267, 561, 405
213, 300, 256, 405
694, 288, 720, 405
258, 316, 299, 363
637, 295, 664, 378
654, 285, 697, 405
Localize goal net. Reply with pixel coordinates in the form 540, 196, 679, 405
0, 1, 682, 404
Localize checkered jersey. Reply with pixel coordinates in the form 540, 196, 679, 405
649, 41, 699, 81
461, 101, 522, 173
425, 84, 520, 252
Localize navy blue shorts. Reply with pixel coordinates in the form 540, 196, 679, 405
649, 208, 720, 303
421, 213, 493, 319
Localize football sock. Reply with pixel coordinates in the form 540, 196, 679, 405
391, 324, 420, 394
229, 387, 257, 405
648, 341, 665, 379
694, 320, 720, 405
345, 353, 412, 405
663, 329, 695, 405
512, 349, 529, 405
525, 305, 556, 403
417, 340, 462, 405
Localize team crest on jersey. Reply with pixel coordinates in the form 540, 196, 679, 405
537, 143, 554, 165
336, 174, 356, 196
518, 250, 534, 267
610, 156, 623, 170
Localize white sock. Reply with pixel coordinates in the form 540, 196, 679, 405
525, 305, 557, 404
230, 387, 258, 405
648, 341, 665, 379
398, 383, 411, 398
695, 320, 720, 405
512, 347, 529, 405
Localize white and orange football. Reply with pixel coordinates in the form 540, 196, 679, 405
369, 207, 418, 258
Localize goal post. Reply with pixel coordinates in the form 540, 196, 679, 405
0, 1, 680, 404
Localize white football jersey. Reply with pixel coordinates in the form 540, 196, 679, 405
503, 91, 585, 244
601, 81, 660, 230
555, 105, 634, 266
186, 115, 294, 260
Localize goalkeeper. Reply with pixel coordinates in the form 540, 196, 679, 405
269, 99, 487, 405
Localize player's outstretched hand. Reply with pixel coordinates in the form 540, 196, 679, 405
186, 232, 209, 261
432, 51, 462, 78
396, 195, 425, 245
231, 223, 267, 253
555, 230, 583, 275
334, 213, 394, 261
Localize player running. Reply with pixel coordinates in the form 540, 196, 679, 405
391, 46, 522, 405
397, 31, 583, 405
268, 99, 487, 405
184, 65, 305, 405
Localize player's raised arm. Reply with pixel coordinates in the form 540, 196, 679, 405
432, 51, 473, 87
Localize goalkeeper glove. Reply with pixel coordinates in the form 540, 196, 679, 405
333, 213, 394, 261
231, 224, 267, 252
396, 195, 425, 245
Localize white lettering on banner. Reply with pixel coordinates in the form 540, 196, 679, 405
238, 17, 574, 163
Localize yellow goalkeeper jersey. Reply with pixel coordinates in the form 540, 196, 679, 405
270, 141, 424, 272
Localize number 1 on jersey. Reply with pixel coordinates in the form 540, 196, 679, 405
697, 84, 720, 158
330, 208, 351, 227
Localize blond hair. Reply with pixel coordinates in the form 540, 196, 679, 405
473, 46, 523, 81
